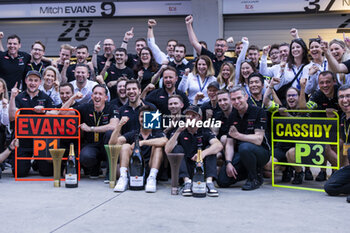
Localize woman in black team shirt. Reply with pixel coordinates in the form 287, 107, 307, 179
133, 47, 158, 91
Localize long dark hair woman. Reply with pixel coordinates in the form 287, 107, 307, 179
133, 47, 159, 90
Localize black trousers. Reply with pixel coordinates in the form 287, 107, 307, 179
172, 145, 217, 180
80, 131, 112, 171
324, 165, 350, 196
12, 148, 53, 177
217, 142, 270, 187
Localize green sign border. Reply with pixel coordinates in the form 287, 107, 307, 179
271, 110, 340, 192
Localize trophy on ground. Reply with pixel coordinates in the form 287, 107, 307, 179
167, 152, 184, 195
104, 145, 122, 188
49, 148, 66, 187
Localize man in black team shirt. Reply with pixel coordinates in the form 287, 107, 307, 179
62, 84, 119, 178
324, 84, 350, 202
165, 105, 223, 197
217, 86, 270, 191
104, 48, 134, 100
25, 41, 52, 76
119, 79, 155, 135
92, 38, 116, 75
8, 70, 55, 177
120, 27, 147, 69
145, 66, 189, 116
185, 15, 236, 76
110, 105, 167, 193
168, 44, 193, 87
110, 77, 128, 108
63, 44, 95, 83
0, 34, 31, 90
53, 44, 74, 75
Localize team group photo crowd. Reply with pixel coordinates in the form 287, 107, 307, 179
1, 15, 350, 199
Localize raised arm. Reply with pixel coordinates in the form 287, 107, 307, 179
109, 116, 129, 145
121, 27, 134, 50
92, 41, 101, 69
290, 28, 300, 39
0, 32, 4, 52
235, 37, 249, 85
9, 82, 19, 122
298, 77, 308, 109
185, 15, 202, 55
321, 36, 349, 73
147, 19, 168, 64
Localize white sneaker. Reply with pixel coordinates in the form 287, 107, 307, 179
145, 176, 157, 193
114, 176, 128, 192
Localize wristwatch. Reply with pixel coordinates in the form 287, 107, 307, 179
91, 126, 95, 132
225, 160, 232, 165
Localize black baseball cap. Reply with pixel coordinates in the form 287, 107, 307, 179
207, 81, 220, 90
183, 105, 202, 117
26, 70, 42, 79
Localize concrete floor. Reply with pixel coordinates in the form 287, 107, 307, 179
0, 169, 348, 233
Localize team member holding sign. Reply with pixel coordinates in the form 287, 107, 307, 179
325, 84, 350, 201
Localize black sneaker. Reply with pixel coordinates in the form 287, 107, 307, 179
282, 167, 293, 182
206, 182, 219, 197
182, 182, 192, 197
292, 171, 304, 184
257, 172, 264, 186
242, 179, 260, 191
315, 170, 327, 181
304, 168, 313, 180
347, 195, 350, 203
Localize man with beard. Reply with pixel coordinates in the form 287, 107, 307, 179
247, 45, 260, 69
214, 89, 233, 144
0, 34, 31, 90
63, 84, 119, 178
56, 83, 80, 108
168, 44, 193, 87
185, 15, 236, 76
217, 86, 270, 190
53, 44, 74, 74
8, 70, 55, 177
103, 48, 134, 100
145, 66, 189, 116
92, 38, 116, 75
297, 71, 339, 182
147, 19, 178, 64
324, 84, 350, 202
70, 64, 107, 104
110, 77, 128, 107
25, 41, 52, 76
63, 44, 95, 83
118, 79, 155, 135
